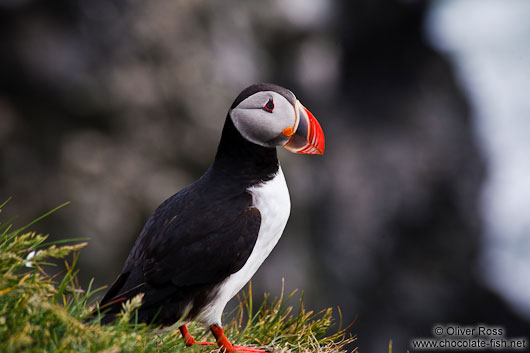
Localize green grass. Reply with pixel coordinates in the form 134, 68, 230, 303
0, 202, 356, 353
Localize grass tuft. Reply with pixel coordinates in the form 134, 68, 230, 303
0, 202, 356, 353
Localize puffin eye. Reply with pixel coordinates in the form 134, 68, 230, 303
262, 98, 274, 113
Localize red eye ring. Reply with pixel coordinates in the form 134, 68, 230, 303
263, 98, 274, 113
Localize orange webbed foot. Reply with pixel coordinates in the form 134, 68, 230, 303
210, 325, 272, 353
179, 325, 216, 347
230, 345, 271, 353
181, 324, 272, 353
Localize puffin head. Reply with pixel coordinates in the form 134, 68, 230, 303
229, 83, 325, 155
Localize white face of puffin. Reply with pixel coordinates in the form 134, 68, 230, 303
230, 90, 325, 155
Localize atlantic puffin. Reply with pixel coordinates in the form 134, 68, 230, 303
98, 83, 325, 353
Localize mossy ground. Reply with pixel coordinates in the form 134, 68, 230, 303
0, 202, 356, 353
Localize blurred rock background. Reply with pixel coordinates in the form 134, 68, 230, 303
1, 0, 529, 352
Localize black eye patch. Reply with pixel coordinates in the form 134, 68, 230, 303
263, 98, 274, 113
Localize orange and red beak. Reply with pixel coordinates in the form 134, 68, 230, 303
283, 100, 325, 155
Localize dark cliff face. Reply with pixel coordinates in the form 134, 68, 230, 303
303, 1, 529, 351
0, 1, 528, 352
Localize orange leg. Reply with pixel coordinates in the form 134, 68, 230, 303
179, 325, 216, 347
210, 325, 269, 353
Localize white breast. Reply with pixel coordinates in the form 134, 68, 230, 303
198, 166, 291, 325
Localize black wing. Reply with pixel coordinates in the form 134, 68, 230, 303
99, 175, 261, 324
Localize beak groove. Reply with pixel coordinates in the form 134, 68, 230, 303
284, 100, 325, 155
